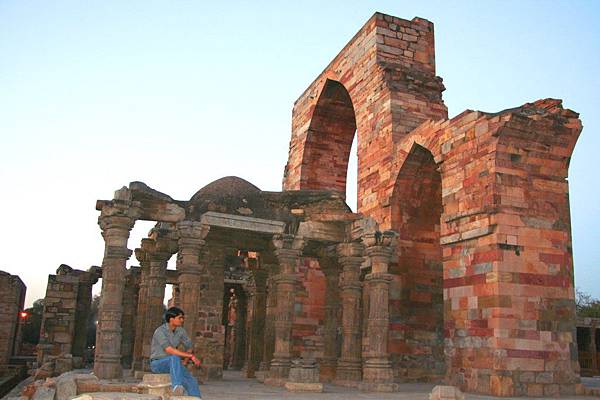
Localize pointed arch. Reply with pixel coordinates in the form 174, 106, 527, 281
389, 143, 445, 380
299, 79, 357, 198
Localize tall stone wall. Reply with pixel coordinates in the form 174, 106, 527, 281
38, 266, 98, 372
291, 258, 327, 359
0, 271, 26, 373
283, 12, 447, 220
284, 10, 583, 396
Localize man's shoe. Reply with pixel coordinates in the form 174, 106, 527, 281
172, 385, 185, 396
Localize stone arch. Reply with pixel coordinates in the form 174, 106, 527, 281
389, 142, 445, 380
299, 79, 357, 197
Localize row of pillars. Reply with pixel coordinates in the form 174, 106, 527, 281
245, 233, 398, 389
93, 199, 399, 389
94, 209, 213, 378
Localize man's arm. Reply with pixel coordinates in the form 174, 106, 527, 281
164, 346, 201, 366
164, 346, 194, 358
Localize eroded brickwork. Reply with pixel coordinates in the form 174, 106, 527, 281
292, 258, 326, 359
0, 271, 25, 373
284, 11, 582, 397
38, 265, 98, 372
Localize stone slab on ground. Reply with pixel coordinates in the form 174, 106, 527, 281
72, 394, 160, 400
430, 385, 464, 400
31, 386, 55, 400
197, 371, 600, 400
284, 382, 323, 392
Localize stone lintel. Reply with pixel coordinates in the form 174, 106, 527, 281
200, 211, 285, 234
296, 221, 346, 243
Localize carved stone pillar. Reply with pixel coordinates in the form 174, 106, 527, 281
72, 270, 99, 362
259, 274, 277, 373
246, 268, 267, 378
360, 231, 397, 391
198, 244, 229, 380
94, 188, 139, 379
132, 256, 149, 371
268, 234, 304, 381
176, 221, 209, 348
132, 231, 174, 371
320, 249, 340, 383
334, 242, 363, 385
121, 269, 139, 368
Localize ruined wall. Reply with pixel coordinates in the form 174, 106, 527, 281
291, 258, 327, 359
38, 266, 98, 372
396, 99, 582, 396
283, 12, 447, 221
388, 144, 444, 381
0, 271, 26, 372
284, 9, 582, 396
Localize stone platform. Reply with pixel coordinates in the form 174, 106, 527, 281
192, 371, 600, 400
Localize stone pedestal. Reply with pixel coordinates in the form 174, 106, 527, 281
138, 374, 171, 399
334, 243, 363, 386
285, 358, 323, 392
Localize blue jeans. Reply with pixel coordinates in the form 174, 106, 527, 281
150, 355, 201, 397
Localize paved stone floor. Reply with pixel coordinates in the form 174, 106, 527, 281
198, 371, 600, 400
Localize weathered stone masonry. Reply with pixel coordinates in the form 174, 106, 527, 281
0, 271, 26, 374
34, 11, 583, 399
283, 11, 582, 397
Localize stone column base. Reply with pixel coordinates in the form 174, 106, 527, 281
362, 358, 394, 382
359, 382, 399, 392
94, 360, 123, 380
319, 360, 337, 383
268, 358, 290, 380
334, 360, 361, 384
254, 371, 266, 383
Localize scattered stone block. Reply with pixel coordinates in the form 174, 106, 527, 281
71, 394, 160, 400
138, 374, 171, 399
284, 382, 323, 392
32, 386, 56, 400
429, 385, 464, 400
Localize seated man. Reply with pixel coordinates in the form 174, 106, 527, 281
150, 307, 202, 398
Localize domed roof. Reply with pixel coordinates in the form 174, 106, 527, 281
190, 176, 260, 203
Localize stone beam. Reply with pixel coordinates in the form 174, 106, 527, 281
200, 212, 286, 234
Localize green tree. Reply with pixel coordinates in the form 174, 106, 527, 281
576, 288, 600, 318
22, 298, 44, 344
86, 294, 100, 348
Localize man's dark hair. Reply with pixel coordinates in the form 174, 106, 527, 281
165, 307, 185, 323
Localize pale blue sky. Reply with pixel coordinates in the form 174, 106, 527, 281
1, 1, 598, 307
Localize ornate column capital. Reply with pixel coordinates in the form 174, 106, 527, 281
362, 231, 397, 274
176, 220, 210, 246
272, 234, 304, 275
97, 187, 142, 231
135, 237, 175, 264
272, 233, 304, 255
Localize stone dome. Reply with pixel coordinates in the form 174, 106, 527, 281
189, 176, 260, 203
